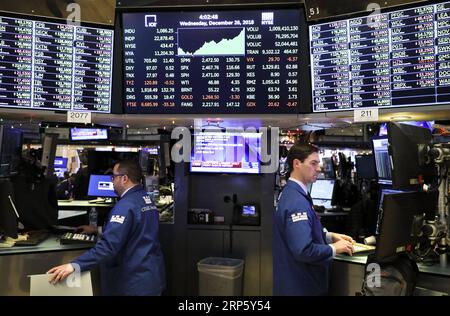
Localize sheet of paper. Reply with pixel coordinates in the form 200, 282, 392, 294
29, 271, 93, 296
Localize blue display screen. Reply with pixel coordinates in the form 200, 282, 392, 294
87, 175, 117, 198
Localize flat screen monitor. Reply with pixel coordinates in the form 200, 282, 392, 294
321, 157, 336, 179
375, 190, 438, 262
70, 128, 108, 141
87, 175, 117, 198
190, 131, 261, 174
355, 154, 377, 180
375, 188, 405, 235
309, 1, 450, 112
387, 122, 435, 190
122, 8, 307, 114
0, 126, 23, 178
54, 157, 68, 169
0, 13, 114, 112
371, 137, 392, 186
310, 179, 335, 208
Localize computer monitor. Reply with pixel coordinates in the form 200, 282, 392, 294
371, 137, 392, 186
87, 175, 118, 198
190, 131, 261, 174
70, 128, 108, 141
375, 188, 405, 235
310, 179, 335, 209
387, 122, 436, 190
54, 157, 68, 169
375, 190, 438, 262
321, 157, 336, 179
355, 154, 377, 180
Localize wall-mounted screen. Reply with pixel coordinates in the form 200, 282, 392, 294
190, 132, 261, 174
122, 9, 304, 114
310, 1, 450, 112
70, 128, 108, 141
0, 13, 114, 112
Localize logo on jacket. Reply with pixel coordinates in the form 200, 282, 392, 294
291, 212, 308, 222
143, 195, 152, 204
110, 215, 125, 224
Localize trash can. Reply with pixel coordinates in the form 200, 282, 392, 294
197, 257, 244, 296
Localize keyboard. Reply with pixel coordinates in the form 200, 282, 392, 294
352, 242, 376, 253
14, 231, 50, 246
60, 232, 97, 245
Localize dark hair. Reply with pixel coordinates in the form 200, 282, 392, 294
287, 142, 319, 175
116, 160, 143, 184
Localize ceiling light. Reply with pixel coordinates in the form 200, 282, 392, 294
390, 115, 412, 121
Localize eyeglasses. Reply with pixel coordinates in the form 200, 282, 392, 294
110, 173, 126, 180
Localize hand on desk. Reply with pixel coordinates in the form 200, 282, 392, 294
331, 233, 355, 256
47, 263, 75, 284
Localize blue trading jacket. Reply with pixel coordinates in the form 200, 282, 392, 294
273, 180, 333, 296
72, 185, 166, 296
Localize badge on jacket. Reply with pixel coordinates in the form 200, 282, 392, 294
110, 215, 125, 224
143, 195, 152, 204
291, 212, 308, 222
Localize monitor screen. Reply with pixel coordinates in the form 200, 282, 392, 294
309, 1, 450, 112
54, 157, 68, 169
321, 157, 336, 179
0, 13, 114, 113
242, 205, 257, 216
310, 179, 335, 207
387, 122, 435, 189
87, 175, 117, 198
355, 154, 377, 180
375, 188, 405, 235
375, 190, 438, 262
70, 128, 108, 141
122, 8, 305, 114
372, 138, 392, 185
190, 131, 261, 174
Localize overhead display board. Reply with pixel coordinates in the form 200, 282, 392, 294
310, 1, 450, 112
0, 13, 114, 112
122, 8, 306, 114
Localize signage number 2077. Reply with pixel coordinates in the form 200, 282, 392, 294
70, 112, 89, 119
67, 111, 91, 123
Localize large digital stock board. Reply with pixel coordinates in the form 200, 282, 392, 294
0, 14, 114, 112
310, 1, 450, 112
122, 9, 305, 114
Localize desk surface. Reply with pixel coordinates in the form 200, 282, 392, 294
0, 235, 92, 256
58, 200, 114, 208
335, 253, 450, 277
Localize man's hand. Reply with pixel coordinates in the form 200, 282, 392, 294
77, 225, 97, 234
333, 240, 354, 256
47, 263, 75, 284
331, 232, 354, 244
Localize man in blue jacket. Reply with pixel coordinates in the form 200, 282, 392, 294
48, 160, 166, 296
273, 143, 354, 296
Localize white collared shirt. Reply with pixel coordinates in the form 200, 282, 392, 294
288, 177, 309, 195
